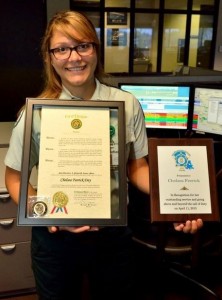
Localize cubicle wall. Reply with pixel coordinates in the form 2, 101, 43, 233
105, 72, 222, 88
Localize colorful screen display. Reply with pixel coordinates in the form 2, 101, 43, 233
120, 84, 190, 129
192, 87, 222, 135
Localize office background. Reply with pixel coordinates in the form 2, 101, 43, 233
2, 0, 222, 122
1, 1, 222, 299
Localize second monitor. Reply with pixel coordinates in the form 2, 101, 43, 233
192, 86, 222, 136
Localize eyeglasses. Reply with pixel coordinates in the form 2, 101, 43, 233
49, 42, 95, 60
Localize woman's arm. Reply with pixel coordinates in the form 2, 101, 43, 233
5, 166, 36, 204
127, 156, 150, 194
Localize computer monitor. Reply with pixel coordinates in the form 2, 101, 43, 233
119, 84, 191, 130
192, 86, 222, 136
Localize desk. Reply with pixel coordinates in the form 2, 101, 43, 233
133, 59, 152, 72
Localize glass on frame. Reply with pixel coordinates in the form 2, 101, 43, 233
104, 11, 130, 73
161, 14, 186, 72
189, 14, 213, 68
164, 0, 188, 10
105, 0, 130, 8
134, 13, 159, 73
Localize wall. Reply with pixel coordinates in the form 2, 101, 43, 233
0, 1, 46, 121
104, 73, 222, 88
47, 0, 69, 21
189, 15, 199, 67
162, 15, 187, 72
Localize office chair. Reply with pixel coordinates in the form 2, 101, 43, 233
128, 182, 222, 299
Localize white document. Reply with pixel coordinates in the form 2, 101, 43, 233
207, 98, 219, 123
157, 146, 212, 214
37, 106, 111, 219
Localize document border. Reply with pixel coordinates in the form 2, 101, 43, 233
18, 98, 127, 226
148, 138, 220, 222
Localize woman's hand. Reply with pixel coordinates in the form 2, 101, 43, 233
48, 226, 99, 233
174, 218, 203, 234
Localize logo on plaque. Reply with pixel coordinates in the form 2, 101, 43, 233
172, 150, 194, 170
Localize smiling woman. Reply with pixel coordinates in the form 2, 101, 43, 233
4, 10, 149, 299
38, 10, 103, 100
4, 9, 202, 300
49, 33, 97, 98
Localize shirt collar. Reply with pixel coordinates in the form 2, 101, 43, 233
59, 79, 105, 101
91, 79, 107, 100
59, 85, 83, 100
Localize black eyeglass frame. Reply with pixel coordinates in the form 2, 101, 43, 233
49, 42, 96, 60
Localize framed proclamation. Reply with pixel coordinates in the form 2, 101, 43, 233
18, 98, 127, 226
148, 138, 220, 222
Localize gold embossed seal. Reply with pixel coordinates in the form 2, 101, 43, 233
71, 119, 82, 129
51, 191, 69, 214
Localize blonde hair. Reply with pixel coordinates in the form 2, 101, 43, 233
38, 10, 105, 98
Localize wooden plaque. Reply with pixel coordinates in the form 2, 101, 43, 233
148, 138, 220, 222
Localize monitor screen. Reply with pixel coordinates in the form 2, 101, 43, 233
119, 84, 190, 129
192, 86, 222, 136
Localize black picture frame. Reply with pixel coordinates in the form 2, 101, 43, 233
18, 98, 127, 226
